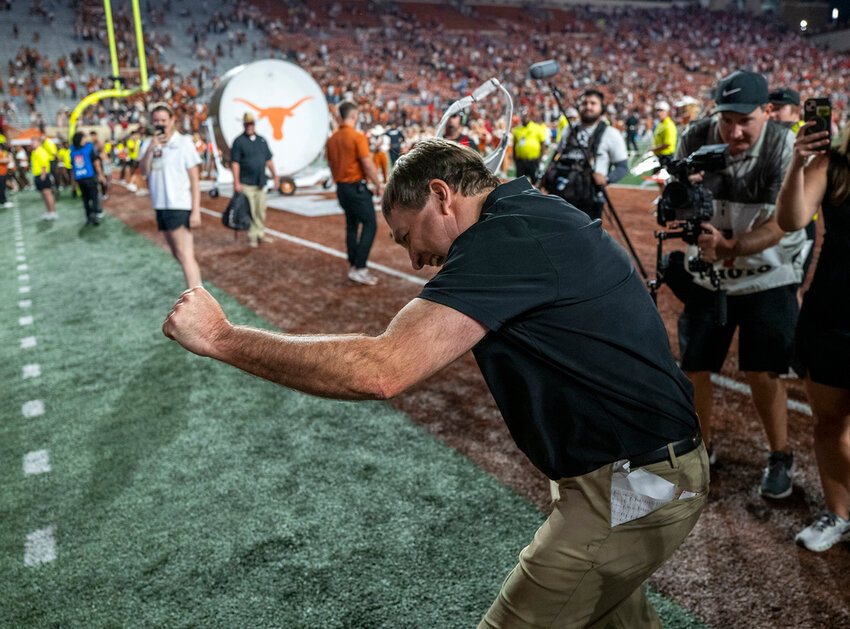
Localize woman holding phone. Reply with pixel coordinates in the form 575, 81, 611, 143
776, 115, 850, 551
139, 103, 203, 289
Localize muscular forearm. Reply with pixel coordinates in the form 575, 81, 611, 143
727, 220, 785, 258
212, 325, 392, 400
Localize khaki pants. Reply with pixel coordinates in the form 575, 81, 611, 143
479, 443, 709, 629
242, 184, 267, 243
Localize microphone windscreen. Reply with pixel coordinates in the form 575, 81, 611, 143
529, 60, 559, 80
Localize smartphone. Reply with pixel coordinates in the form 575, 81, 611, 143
154, 124, 166, 135
803, 98, 831, 144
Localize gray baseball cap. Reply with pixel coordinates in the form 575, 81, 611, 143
711, 70, 769, 115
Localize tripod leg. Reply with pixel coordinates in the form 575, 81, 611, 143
600, 188, 649, 280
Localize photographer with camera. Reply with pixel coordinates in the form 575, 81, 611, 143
673, 70, 805, 499
541, 89, 628, 221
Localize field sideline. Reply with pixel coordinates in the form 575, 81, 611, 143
1, 192, 707, 627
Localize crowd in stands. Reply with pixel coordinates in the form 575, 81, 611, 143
1, 0, 848, 183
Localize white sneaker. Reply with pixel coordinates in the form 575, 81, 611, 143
41, 212, 52, 220
135, 189, 149, 196
126, 183, 138, 192
795, 512, 850, 552
348, 267, 378, 286
3, 201, 14, 208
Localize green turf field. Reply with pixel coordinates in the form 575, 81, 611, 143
1, 192, 707, 628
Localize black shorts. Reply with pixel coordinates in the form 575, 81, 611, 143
155, 209, 191, 231
795, 297, 850, 390
35, 176, 52, 191
678, 284, 798, 373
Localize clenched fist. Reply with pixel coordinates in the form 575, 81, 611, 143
162, 286, 232, 358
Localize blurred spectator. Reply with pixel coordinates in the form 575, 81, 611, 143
511, 108, 548, 183
326, 100, 383, 286
31, 135, 56, 220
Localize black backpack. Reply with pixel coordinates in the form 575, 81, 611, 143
222, 192, 251, 231
542, 123, 607, 211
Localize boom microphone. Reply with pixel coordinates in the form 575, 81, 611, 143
529, 59, 559, 80
434, 77, 513, 174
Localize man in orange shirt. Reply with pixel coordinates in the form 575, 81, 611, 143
326, 101, 384, 286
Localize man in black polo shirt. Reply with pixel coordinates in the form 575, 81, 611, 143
230, 112, 278, 247
162, 139, 708, 628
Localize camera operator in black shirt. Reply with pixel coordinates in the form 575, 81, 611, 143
541, 89, 629, 220
674, 70, 806, 499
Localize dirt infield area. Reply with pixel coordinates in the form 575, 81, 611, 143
104, 180, 849, 628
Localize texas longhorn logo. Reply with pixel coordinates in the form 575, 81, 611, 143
233, 96, 313, 140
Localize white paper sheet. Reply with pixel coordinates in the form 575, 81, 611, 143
610, 460, 676, 526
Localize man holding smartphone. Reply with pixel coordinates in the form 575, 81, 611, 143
139, 103, 203, 288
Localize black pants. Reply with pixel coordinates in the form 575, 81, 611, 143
0, 174, 6, 203
78, 177, 101, 220
515, 158, 540, 183
626, 132, 638, 152
336, 181, 376, 269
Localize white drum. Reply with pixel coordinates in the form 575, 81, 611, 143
209, 59, 329, 177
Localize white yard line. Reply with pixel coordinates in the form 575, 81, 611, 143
710, 373, 812, 416
199, 206, 427, 286
24, 526, 56, 566
21, 400, 45, 418
23, 450, 51, 475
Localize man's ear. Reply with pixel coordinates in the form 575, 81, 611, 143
429, 179, 453, 215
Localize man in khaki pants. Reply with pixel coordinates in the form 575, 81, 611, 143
230, 113, 278, 247
164, 139, 709, 627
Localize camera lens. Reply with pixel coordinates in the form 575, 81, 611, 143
663, 181, 691, 209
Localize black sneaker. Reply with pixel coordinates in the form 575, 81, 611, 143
760, 451, 795, 499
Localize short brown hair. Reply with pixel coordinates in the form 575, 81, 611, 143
150, 102, 173, 118
338, 100, 358, 121
381, 139, 501, 218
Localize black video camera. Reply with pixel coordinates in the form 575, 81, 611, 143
652, 143, 731, 324
656, 144, 729, 241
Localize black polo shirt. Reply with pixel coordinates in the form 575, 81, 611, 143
230, 133, 273, 186
418, 178, 698, 479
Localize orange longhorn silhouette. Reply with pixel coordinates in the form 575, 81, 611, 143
234, 96, 313, 140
